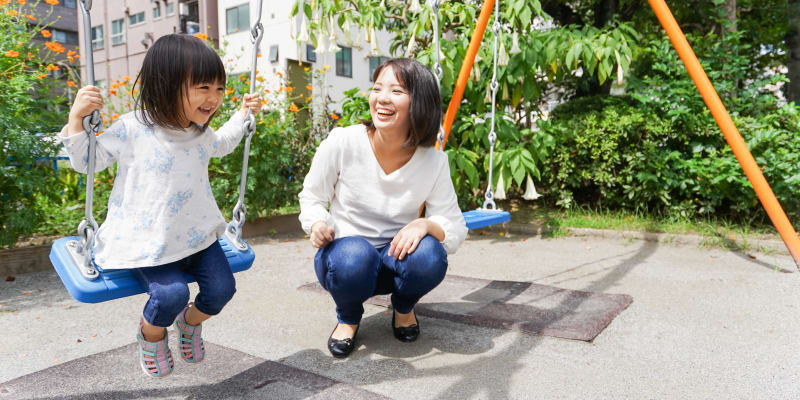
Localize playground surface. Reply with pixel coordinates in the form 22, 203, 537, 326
2, 230, 799, 399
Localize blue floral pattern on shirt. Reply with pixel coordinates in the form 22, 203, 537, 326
167, 190, 193, 216
186, 227, 207, 249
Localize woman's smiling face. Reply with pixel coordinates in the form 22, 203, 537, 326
369, 66, 411, 136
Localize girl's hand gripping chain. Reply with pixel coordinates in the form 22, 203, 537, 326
65, 86, 104, 136
240, 93, 263, 118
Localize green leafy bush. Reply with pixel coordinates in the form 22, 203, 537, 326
1, 1, 74, 247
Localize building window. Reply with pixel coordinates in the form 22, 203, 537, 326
153, 5, 161, 20
111, 19, 125, 45
91, 25, 103, 50
128, 11, 145, 26
335, 47, 352, 78
166, 2, 175, 16
269, 45, 279, 63
225, 4, 249, 34
52, 28, 79, 45
306, 44, 316, 63
62, 0, 76, 8
368, 56, 390, 81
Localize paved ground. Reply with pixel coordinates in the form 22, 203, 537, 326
1, 231, 799, 399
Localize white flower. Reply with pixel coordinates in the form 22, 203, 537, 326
409, 0, 423, 13
297, 17, 309, 42
522, 175, 541, 200
328, 36, 341, 53
498, 39, 509, 66
494, 174, 506, 200
342, 20, 353, 46
406, 32, 416, 57
509, 31, 522, 55
370, 27, 381, 56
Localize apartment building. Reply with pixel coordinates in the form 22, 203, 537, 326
22, 0, 79, 86
76, 0, 220, 88
217, 0, 393, 112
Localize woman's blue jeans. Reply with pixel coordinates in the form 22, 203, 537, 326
133, 241, 237, 327
314, 235, 448, 325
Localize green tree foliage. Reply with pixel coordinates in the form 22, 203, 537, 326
1, 1, 74, 247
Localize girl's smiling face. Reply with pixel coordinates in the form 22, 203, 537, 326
181, 81, 225, 128
369, 66, 411, 136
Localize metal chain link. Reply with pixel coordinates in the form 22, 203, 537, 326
226, 0, 264, 249
482, 0, 501, 211
431, 0, 445, 148
75, 0, 101, 277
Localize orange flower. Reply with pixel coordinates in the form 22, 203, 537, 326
123, 76, 131, 82
24, 14, 36, 21
261, 99, 268, 105
7, 9, 18, 17
40, 29, 52, 38
27, 52, 32, 60
193, 33, 209, 41
17, 0, 26, 4
67, 50, 76, 57
225, 88, 234, 95
305, 85, 313, 91
111, 114, 119, 119
46, 64, 59, 71
330, 113, 339, 120
285, 86, 294, 92
0, 0, 11, 5
66, 80, 76, 87
288, 103, 299, 112
275, 71, 283, 77
4, 50, 19, 58
45, 41, 66, 53
264, 89, 270, 94
240, 75, 247, 81
37, 73, 47, 79
232, 96, 238, 102
255, 76, 263, 82
109, 89, 116, 95
44, 0, 59, 5
68, 55, 75, 63
257, 53, 261, 58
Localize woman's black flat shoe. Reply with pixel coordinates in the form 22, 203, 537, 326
392, 310, 420, 342
327, 323, 359, 358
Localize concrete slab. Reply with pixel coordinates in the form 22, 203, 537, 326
0, 334, 388, 400
2, 233, 800, 399
300, 274, 632, 341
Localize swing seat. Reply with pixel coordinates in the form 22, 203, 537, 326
463, 209, 510, 230
49, 235, 254, 304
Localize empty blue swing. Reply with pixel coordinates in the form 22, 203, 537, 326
50, 0, 265, 303
429, 0, 511, 231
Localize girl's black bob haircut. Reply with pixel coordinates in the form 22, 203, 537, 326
134, 34, 226, 130
363, 58, 442, 147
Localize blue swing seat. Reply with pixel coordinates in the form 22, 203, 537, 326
463, 209, 510, 230
50, 235, 254, 304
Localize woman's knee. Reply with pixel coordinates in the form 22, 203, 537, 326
319, 237, 380, 294
403, 236, 448, 289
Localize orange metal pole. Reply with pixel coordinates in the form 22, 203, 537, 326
648, 0, 800, 268
438, 0, 495, 150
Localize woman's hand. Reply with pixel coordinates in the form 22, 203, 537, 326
310, 221, 335, 249
240, 93, 263, 117
65, 86, 104, 136
388, 218, 430, 260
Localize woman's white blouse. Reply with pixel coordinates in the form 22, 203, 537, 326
59, 111, 246, 269
299, 124, 468, 254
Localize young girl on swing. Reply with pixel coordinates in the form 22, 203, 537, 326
60, 34, 262, 377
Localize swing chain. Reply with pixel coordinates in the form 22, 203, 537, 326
227, 0, 264, 250
482, 0, 501, 211
430, 0, 445, 148
72, 0, 100, 277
